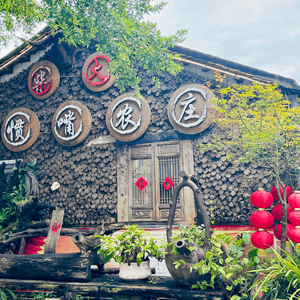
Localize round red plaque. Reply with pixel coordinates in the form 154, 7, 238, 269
28, 60, 60, 100
82, 52, 116, 92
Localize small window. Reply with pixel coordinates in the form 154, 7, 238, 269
159, 157, 180, 205
132, 159, 153, 206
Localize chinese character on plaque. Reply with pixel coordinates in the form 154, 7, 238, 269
1, 107, 40, 152
167, 84, 215, 135
82, 51, 116, 92
52, 101, 92, 146
28, 61, 60, 100
163, 177, 174, 190
135, 176, 148, 191
106, 93, 151, 142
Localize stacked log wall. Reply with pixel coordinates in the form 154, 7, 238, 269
0, 43, 273, 225
193, 128, 273, 224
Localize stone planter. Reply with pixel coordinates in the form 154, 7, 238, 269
119, 260, 151, 280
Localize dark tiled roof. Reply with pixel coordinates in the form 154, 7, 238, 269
0, 27, 54, 76
171, 45, 300, 91
1, 32, 300, 92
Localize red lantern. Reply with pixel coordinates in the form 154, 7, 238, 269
270, 184, 293, 201
288, 227, 300, 243
251, 230, 274, 249
250, 211, 274, 229
273, 223, 295, 240
288, 191, 300, 209
288, 210, 300, 226
272, 204, 293, 221
250, 189, 273, 208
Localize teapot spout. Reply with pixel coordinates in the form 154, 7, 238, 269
175, 239, 191, 256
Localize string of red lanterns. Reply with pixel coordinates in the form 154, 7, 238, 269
288, 191, 300, 243
250, 189, 274, 249
249, 184, 300, 249
272, 203, 294, 241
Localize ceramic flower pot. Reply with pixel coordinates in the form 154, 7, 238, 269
119, 260, 151, 280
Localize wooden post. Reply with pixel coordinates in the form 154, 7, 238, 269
64, 291, 76, 300
18, 237, 26, 255
113, 296, 145, 300
44, 209, 64, 254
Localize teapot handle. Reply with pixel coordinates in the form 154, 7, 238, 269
166, 171, 212, 243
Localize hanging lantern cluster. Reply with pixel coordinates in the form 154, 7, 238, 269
250, 189, 274, 249
272, 202, 294, 240
270, 184, 294, 241
288, 191, 300, 243
270, 184, 293, 201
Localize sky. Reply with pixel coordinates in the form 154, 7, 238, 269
149, 0, 300, 84
1, 0, 300, 84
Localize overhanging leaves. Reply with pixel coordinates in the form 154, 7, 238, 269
0, 0, 187, 95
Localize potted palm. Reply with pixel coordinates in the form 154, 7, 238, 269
97, 225, 165, 280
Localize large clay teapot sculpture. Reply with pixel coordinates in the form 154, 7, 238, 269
165, 171, 213, 286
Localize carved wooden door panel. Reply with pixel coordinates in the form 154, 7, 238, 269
155, 143, 184, 222
129, 142, 184, 222
129, 144, 155, 221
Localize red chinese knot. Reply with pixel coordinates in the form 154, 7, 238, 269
250, 189, 273, 208
270, 184, 293, 201
135, 176, 148, 191
251, 231, 274, 249
163, 177, 174, 191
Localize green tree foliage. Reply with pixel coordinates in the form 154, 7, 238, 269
200, 77, 300, 252
0, 0, 187, 94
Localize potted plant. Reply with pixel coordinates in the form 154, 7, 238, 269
97, 225, 165, 280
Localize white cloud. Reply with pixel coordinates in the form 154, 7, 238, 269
148, 0, 300, 83
260, 63, 297, 80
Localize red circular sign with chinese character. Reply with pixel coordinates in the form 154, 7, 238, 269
28, 61, 60, 100
1, 107, 40, 152
82, 52, 116, 92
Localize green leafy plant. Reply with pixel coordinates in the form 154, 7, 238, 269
251, 248, 300, 300
0, 160, 41, 237
97, 225, 165, 265
171, 223, 206, 252
0, 288, 17, 300
0, 162, 29, 230
33, 292, 56, 299
169, 223, 260, 299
